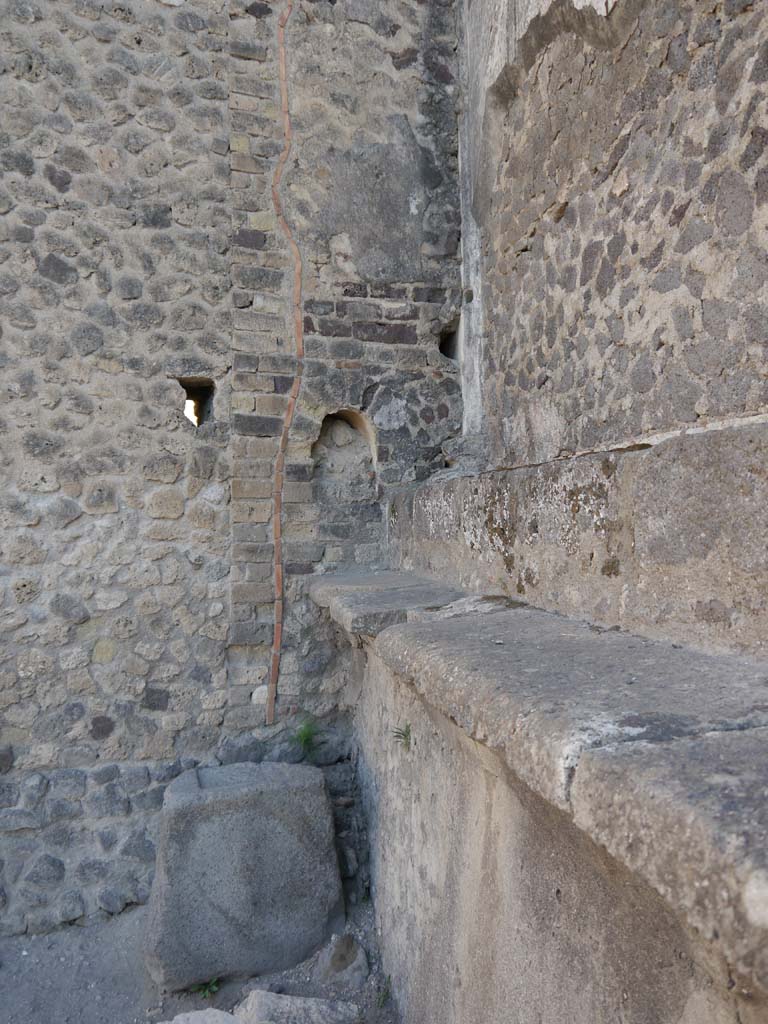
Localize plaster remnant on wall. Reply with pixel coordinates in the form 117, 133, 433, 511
744, 872, 768, 931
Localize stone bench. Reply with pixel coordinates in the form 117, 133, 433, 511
310, 570, 768, 1022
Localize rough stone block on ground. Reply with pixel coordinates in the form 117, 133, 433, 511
236, 990, 361, 1024
313, 934, 369, 989
145, 763, 344, 991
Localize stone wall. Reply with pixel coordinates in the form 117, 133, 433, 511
479, 0, 768, 466
0, 0, 464, 934
0, 0, 234, 935
394, 0, 768, 657
5, 0, 764, 950
268, 0, 464, 708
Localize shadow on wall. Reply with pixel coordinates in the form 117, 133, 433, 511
311, 412, 384, 567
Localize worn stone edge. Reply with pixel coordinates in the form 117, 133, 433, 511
308, 572, 464, 637
310, 571, 768, 992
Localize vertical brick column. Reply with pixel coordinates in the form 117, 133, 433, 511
226, 0, 290, 724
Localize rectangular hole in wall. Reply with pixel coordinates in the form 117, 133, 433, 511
178, 378, 215, 426
439, 321, 460, 362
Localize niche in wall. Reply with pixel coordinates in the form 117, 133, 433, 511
310, 410, 382, 566
311, 411, 377, 499
439, 320, 460, 362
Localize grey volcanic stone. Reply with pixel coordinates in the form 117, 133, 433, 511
235, 991, 360, 1024
216, 734, 263, 765
25, 854, 65, 887
97, 885, 129, 915
309, 571, 464, 637
49, 593, 90, 624
57, 890, 85, 923
145, 763, 344, 991
37, 253, 78, 285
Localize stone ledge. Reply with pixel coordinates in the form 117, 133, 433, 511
310, 570, 768, 992
309, 571, 465, 636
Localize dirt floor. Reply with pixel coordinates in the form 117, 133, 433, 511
0, 903, 400, 1024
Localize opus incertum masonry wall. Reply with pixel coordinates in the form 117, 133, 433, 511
396, 0, 768, 657
2, 0, 767, 946
0, 0, 461, 933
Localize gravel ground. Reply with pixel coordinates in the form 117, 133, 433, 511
0, 903, 400, 1024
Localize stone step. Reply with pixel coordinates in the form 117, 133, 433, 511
310, 569, 768, 991
309, 570, 465, 636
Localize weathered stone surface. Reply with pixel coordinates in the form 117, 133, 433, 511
373, 602, 768, 811
309, 571, 465, 637
572, 727, 768, 992
145, 763, 344, 990
0, 0, 463, 937
235, 990, 361, 1024
469, 0, 768, 468
146, 488, 185, 520
391, 423, 768, 656
313, 570, 768, 993
312, 934, 369, 990
355, 644, 759, 1024
4, 0, 766, 991
0, 0, 235, 936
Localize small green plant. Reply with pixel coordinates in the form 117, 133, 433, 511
377, 975, 392, 1008
295, 718, 320, 755
192, 978, 220, 999
392, 723, 411, 752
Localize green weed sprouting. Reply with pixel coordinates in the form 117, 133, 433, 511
392, 723, 411, 752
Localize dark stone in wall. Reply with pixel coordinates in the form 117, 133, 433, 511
37, 254, 78, 286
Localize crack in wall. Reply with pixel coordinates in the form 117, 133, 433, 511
266, 0, 304, 727
485, 409, 768, 476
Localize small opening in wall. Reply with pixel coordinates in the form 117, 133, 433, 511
179, 378, 215, 426
439, 323, 460, 362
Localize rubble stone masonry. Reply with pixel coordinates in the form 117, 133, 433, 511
0, 0, 462, 933
6, 0, 765, 947
394, 0, 768, 657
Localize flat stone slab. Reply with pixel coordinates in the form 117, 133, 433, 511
309, 570, 465, 636
310, 570, 768, 991
236, 990, 361, 1024
145, 763, 344, 991
572, 726, 768, 991
374, 604, 768, 809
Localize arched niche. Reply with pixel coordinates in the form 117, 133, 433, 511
311, 410, 377, 498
